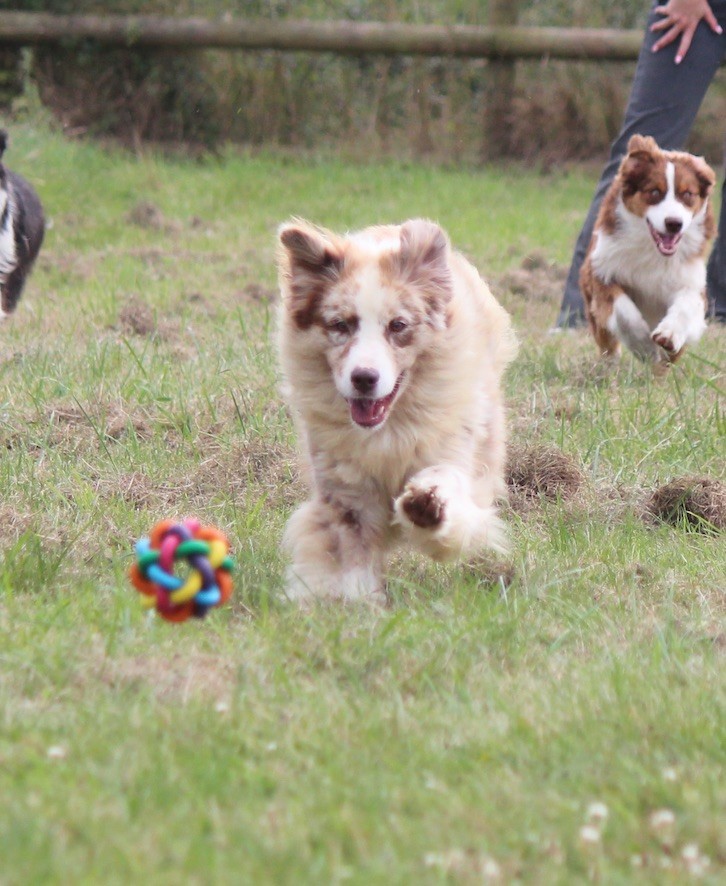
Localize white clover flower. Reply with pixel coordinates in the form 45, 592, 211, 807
481, 856, 502, 882
423, 849, 466, 872
579, 825, 601, 848
46, 745, 67, 760
681, 843, 700, 862
586, 801, 609, 825
649, 807, 676, 844
681, 842, 710, 876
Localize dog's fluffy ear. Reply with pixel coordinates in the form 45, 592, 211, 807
393, 219, 452, 327
626, 134, 658, 157
397, 219, 449, 285
278, 220, 344, 329
621, 135, 659, 197
690, 155, 716, 199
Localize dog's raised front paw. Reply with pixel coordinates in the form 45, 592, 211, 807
398, 485, 445, 528
651, 324, 683, 355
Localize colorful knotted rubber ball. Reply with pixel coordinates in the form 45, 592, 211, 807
129, 518, 234, 622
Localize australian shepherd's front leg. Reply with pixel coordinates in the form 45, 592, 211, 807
581, 262, 664, 364
393, 465, 507, 560
651, 287, 707, 360
283, 495, 388, 603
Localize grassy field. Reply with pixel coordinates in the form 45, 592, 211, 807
0, 120, 723, 884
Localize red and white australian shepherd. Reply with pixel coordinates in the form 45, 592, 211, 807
277, 218, 517, 603
580, 134, 716, 368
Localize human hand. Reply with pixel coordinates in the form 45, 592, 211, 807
651, 0, 723, 63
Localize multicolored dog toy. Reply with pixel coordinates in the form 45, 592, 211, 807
130, 518, 234, 622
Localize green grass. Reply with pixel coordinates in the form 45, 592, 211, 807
0, 120, 723, 884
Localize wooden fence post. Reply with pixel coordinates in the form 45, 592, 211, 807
482, 0, 521, 160
0, 47, 22, 110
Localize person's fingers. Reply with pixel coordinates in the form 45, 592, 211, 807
703, 6, 724, 34
674, 22, 698, 62
651, 23, 681, 52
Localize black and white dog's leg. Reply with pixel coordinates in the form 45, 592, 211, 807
0, 265, 27, 317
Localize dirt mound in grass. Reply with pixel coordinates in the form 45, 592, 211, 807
645, 476, 726, 532
0, 505, 34, 545
126, 200, 183, 234
118, 296, 156, 337
115, 296, 181, 344
507, 442, 586, 506
195, 436, 302, 507
496, 252, 568, 303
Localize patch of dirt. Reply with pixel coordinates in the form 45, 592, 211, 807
0, 505, 35, 545
114, 296, 181, 344
464, 557, 516, 589
92, 434, 300, 512
125, 200, 180, 233
106, 408, 153, 441
118, 296, 157, 337
644, 476, 726, 532
49, 405, 87, 426
507, 442, 587, 509
43, 402, 153, 448
194, 436, 302, 506
241, 283, 277, 303
93, 471, 190, 511
495, 251, 568, 303
44, 404, 98, 450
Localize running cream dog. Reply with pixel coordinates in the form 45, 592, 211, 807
277, 218, 517, 602
580, 134, 716, 368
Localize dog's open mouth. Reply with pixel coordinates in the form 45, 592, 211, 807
347, 376, 403, 429
648, 221, 682, 257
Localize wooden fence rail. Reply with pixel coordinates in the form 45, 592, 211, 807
0, 12, 644, 61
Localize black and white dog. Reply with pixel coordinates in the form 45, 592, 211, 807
0, 130, 44, 317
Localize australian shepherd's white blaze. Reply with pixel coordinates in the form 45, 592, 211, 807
277, 218, 518, 603
580, 134, 716, 368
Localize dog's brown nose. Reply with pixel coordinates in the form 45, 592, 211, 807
665, 217, 683, 234
351, 368, 379, 395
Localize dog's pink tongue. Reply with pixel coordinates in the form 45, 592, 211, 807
652, 227, 681, 255
350, 397, 386, 428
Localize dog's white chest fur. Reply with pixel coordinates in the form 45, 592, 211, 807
591, 200, 706, 327
0, 192, 16, 280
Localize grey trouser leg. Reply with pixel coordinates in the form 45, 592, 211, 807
707, 166, 726, 319
557, 1, 726, 327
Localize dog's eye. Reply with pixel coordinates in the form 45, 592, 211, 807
388, 318, 408, 334
326, 319, 350, 337
647, 188, 663, 201
680, 190, 695, 207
